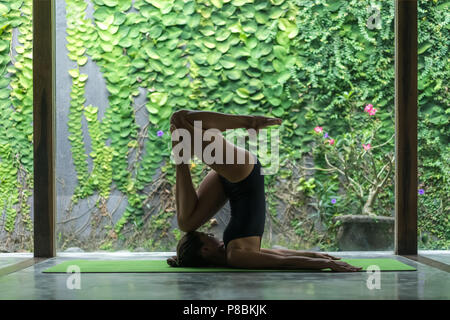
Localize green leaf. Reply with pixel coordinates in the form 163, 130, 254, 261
269, 7, 284, 19
144, 45, 160, 60
215, 29, 231, 42
0, 89, 10, 99
146, 103, 159, 114
210, 0, 223, 8
273, 45, 287, 60
233, 96, 247, 104
77, 56, 88, 66
150, 92, 168, 106
278, 18, 291, 31
200, 26, 215, 37
216, 41, 230, 53
288, 28, 298, 39
113, 11, 127, 25
272, 107, 284, 117
221, 91, 233, 103
192, 52, 207, 64
149, 25, 163, 38
149, 113, 159, 125
277, 70, 291, 84
203, 38, 216, 49
211, 12, 227, 26
418, 42, 432, 55
236, 88, 250, 98
132, 59, 146, 69
103, 0, 119, 7
272, 59, 285, 72
225, 69, 242, 80
68, 69, 79, 78
268, 96, 281, 106
159, 105, 172, 119
93, 6, 110, 21
0, 41, 8, 52
0, 3, 10, 15
325, 0, 342, 12
79, 74, 89, 82
96, 15, 114, 30
219, 58, 235, 69
245, 37, 258, 50
98, 29, 113, 42
0, 78, 9, 88
250, 92, 264, 101
100, 42, 114, 52
207, 51, 222, 65
276, 31, 290, 46
232, 0, 250, 6
242, 21, 258, 34
255, 27, 270, 41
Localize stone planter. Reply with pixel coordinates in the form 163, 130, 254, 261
332, 215, 395, 251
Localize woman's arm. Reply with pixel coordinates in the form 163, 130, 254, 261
227, 249, 361, 272
260, 248, 341, 260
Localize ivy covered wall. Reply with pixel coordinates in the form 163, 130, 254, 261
0, 0, 448, 252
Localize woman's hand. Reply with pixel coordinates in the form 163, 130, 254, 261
248, 115, 283, 133
167, 255, 180, 267
313, 252, 341, 260
328, 260, 363, 272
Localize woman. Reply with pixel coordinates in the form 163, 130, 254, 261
167, 109, 362, 272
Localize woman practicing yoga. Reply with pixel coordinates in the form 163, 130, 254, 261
167, 109, 362, 272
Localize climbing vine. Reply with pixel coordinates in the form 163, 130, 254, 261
0, 0, 33, 249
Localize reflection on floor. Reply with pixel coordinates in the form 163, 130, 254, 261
0, 251, 448, 300
0, 253, 32, 269
419, 250, 450, 265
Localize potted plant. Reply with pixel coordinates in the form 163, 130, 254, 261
301, 91, 396, 251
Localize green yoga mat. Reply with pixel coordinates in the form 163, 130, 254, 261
43, 258, 416, 273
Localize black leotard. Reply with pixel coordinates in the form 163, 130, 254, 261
218, 155, 266, 249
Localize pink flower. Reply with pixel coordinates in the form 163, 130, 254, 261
368, 108, 377, 116
364, 104, 373, 112
363, 143, 371, 151
327, 139, 335, 145
314, 126, 323, 133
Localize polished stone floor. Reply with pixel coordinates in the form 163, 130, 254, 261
0, 251, 448, 300
419, 250, 450, 265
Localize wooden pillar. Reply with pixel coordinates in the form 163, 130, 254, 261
395, 0, 418, 255
33, 0, 56, 257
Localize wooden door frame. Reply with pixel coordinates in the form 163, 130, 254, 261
29, 0, 422, 257
21, 0, 446, 274
33, 0, 56, 258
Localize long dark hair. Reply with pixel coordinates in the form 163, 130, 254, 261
167, 231, 210, 267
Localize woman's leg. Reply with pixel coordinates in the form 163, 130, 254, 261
170, 110, 256, 232
171, 121, 229, 232
171, 110, 256, 183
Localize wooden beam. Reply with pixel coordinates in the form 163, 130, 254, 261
0, 258, 48, 277
395, 0, 418, 255
33, 0, 56, 258
402, 255, 450, 273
